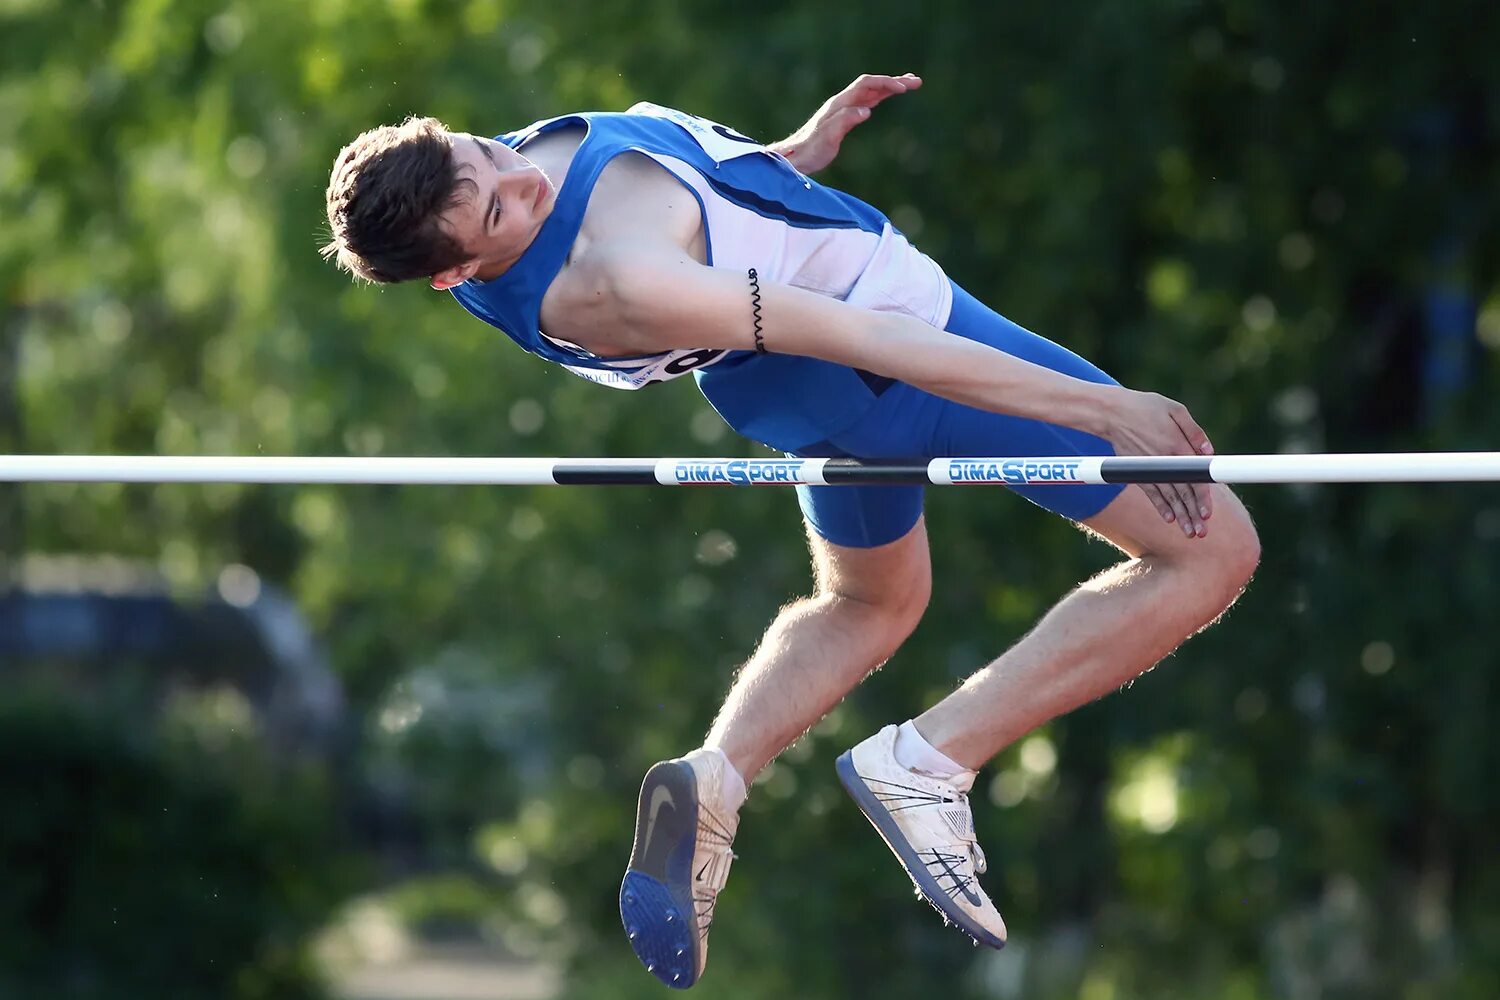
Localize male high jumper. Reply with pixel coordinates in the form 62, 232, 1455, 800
323, 74, 1259, 989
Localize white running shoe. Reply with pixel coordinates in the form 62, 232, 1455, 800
836, 725, 1007, 949
620, 748, 740, 990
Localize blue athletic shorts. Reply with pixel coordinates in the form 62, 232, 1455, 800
791, 281, 1126, 548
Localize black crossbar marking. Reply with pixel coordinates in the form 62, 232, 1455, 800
1099, 458, 1215, 484
821, 460, 930, 485
551, 464, 659, 485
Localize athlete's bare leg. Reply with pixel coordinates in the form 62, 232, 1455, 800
707, 484, 1258, 781
705, 518, 933, 783
623, 519, 933, 987
914, 484, 1260, 767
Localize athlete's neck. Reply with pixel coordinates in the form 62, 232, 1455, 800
470, 131, 583, 282
473, 240, 534, 282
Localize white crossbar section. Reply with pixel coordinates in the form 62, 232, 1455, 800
1206, 452, 1500, 483
0, 452, 1498, 486
0, 456, 566, 485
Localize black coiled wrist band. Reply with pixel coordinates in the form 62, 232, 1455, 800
748, 267, 765, 353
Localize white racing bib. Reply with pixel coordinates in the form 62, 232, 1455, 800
559, 347, 729, 390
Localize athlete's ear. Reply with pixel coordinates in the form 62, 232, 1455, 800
430, 259, 481, 290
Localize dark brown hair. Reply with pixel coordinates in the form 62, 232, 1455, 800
321, 116, 475, 283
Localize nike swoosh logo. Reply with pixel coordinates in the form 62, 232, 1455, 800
642, 783, 676, 847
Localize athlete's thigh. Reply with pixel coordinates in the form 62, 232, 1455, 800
937, 406, 1125, 521
807, 513, 931, 611
936, 283, 1125, 521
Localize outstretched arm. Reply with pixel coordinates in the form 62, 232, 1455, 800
769, 73, 923, 175
543, 247, 1218, 535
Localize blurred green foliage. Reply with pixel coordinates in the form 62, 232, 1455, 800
0, 689, 351, 999
3, 0, 1500, 998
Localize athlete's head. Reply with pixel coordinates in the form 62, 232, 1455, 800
322, 116, 553, 287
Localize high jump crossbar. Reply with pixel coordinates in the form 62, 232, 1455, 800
1, 453, 1499, 486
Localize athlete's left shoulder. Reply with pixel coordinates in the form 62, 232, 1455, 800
618, 102, 778, 161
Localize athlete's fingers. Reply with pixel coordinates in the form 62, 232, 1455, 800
1170, 402, 1214, 458
1161, 481, 1195, 537
1149, 485, 1177, 525
1168, 401, 1214, 529
1142, 484, 1177, 525
1192, 481, 1214, 524
840, 73, 922, 109
1173, 482, 1204, 537
844, 73, 912, 95
1151, 484, 1194, 536
1161, 476, 1197, 536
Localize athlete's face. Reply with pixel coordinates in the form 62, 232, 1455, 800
430, 133, 555, 288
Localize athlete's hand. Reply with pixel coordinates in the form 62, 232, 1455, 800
771, 73, 923, 176
1101, 388, 1215, 538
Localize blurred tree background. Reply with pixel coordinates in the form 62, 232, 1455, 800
2, 0, 1499, 997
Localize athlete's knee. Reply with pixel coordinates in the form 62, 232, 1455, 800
1191, 492, 1260, 598
819, 561, 930, 639
811, 532, 931, 646
1225, 510, 1262, 584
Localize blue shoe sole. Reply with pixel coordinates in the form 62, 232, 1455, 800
621, 760, 701, 989
835, 750, 1006, 950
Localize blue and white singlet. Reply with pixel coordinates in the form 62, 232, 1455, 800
449, 103, 951, 453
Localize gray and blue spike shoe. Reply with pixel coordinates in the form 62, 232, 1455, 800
620, 749, 739, 990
